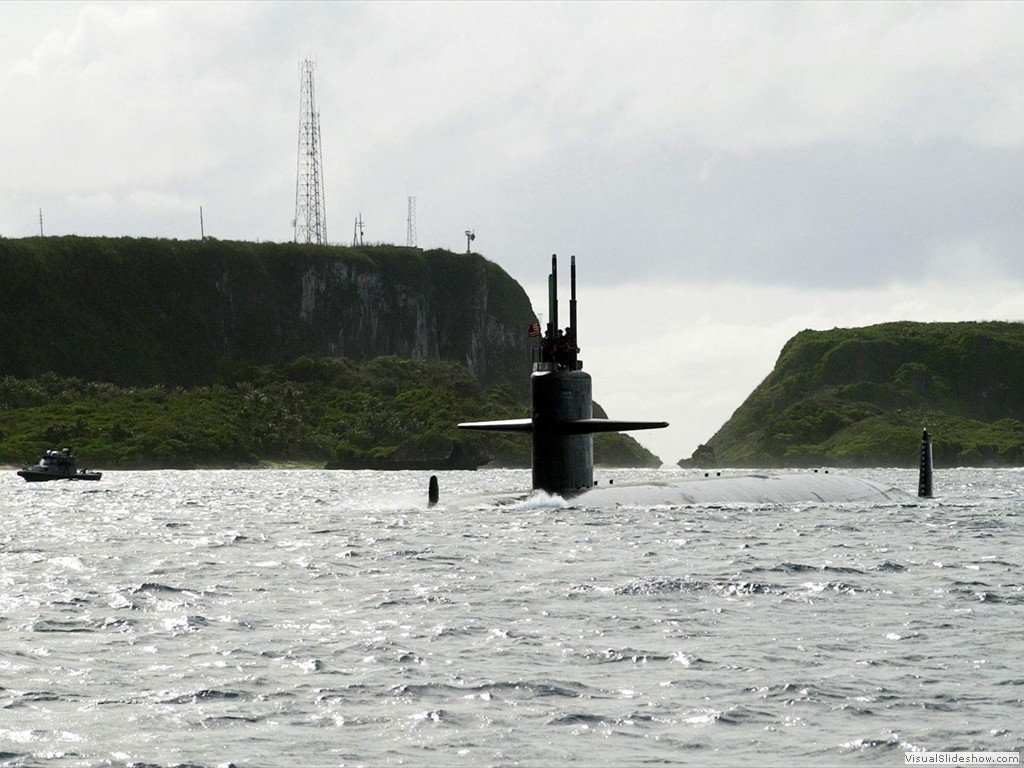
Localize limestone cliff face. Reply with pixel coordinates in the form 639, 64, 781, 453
0, 237, 535, 396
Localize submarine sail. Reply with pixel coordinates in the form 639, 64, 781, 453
459, 254, 667, 495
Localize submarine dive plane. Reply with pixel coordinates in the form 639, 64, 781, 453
453, 255, 924, 507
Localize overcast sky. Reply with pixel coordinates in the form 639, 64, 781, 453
3, 1, 1024, 463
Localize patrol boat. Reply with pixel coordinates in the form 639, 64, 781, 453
17, 448, 103, 482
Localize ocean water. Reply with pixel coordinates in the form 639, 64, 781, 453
1, 466, 1021, 767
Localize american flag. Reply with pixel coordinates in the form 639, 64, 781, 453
527, 321, 541, 338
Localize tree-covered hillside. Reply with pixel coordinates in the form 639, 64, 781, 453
684, 321, 1024, 467
0, 236, 663, 471
0, 358, 662, 470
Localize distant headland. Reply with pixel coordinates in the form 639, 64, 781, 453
681, 321, 1024, 468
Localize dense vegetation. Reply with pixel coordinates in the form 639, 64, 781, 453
683, 321, 1024, 468
0, 236, 535, 397
0, 236, 661, 471
0, 358, 662, 470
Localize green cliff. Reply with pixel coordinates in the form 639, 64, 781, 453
0, 236, 534, 398
683, 321, 1024, 468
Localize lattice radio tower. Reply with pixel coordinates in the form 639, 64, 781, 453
406, 196, 417, 247
294, 59, 327, 245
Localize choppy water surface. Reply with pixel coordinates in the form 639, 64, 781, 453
1, 467, 1021, 766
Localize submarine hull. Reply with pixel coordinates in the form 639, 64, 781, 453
575, 472, 913, 506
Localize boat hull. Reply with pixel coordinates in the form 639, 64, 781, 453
17, 469, 103, 482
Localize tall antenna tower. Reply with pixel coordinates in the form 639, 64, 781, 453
294, 59, 327, 245
406, 196, 417, 247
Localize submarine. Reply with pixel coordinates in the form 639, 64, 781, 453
453, 255, 925, 507
459, 254, 667, 495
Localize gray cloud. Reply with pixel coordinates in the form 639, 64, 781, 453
4, 2, 1022, 290
4, 2, 1024, 462
483, 139, 1024, 290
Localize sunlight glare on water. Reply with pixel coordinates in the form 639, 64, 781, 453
0, 467, 1021, 766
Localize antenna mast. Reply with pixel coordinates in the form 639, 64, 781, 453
406, 196, 417, 247
294, 58, 327, 245
353, 213, 365, 246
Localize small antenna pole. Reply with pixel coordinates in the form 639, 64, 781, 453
353, 214, 364, 246
569, 255, 577, 338
200, 206, 205, 239
465, 229, 475, 254
548, 254, 558, 338
38, 208, 44, 237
